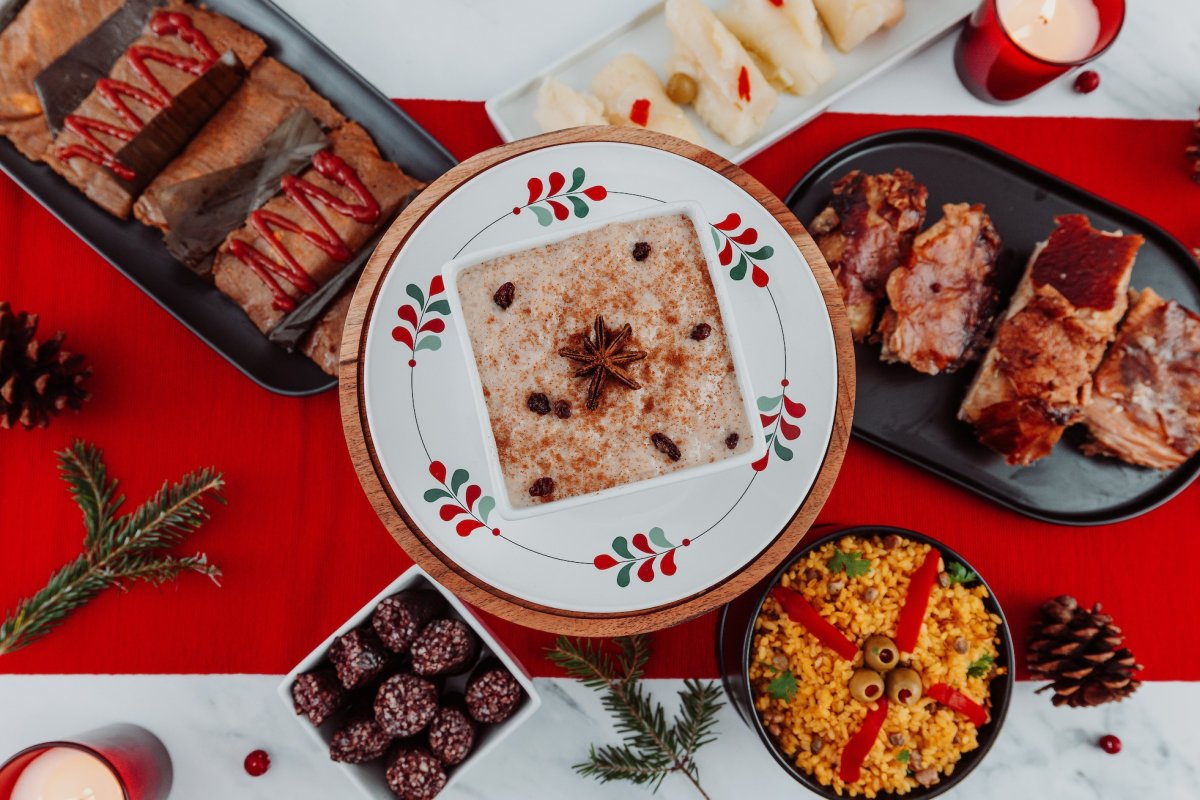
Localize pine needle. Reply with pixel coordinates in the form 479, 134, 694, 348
0, 441, 225, 657
547, 635, 723, 799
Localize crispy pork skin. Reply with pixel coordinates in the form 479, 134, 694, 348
959, 214, 1143, 465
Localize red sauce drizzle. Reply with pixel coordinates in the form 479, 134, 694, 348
229, 149, 381, 312
629, 98, 651, 127
737, 66, 751, 103
57, 12, 219, 180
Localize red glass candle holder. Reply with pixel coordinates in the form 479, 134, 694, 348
0, 725, 172, 800
955, 0, 1126, 103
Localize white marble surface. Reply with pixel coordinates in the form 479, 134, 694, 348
274, 0, 1200, 119
0, 676, 1195, 799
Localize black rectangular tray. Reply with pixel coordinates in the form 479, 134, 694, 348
787, 129, 1200, 525
0, 0, 456, 395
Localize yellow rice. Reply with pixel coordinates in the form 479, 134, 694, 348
750, 534, 1004, 797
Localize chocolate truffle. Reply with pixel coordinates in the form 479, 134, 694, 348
427, 701, 476, 766
328, 627, 390, 690
329, 713, 392, 764
410, 619, 480, 677
372, 591, 447, 654
374, 673, 439, 737
386, 747, 447, 800
465, 662, 524, 724
291, 668, 346, 727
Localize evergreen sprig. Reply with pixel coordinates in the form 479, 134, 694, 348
0, 441, 225, 656
547, 635, 724, 799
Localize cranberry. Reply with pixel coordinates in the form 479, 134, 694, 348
244, 749, 270, 777
1098, 734, 1121, 754
1074, 70, 1100, 94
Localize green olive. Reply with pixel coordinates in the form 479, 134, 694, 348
863, 635, 899, 672
886, 667, 923, 706
848, 668, 885, 703
665, 72, 698, 105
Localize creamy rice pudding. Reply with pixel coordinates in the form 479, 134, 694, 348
455, 212, 753, 508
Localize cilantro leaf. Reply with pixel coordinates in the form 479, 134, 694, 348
967, 653, 995, 679
826, 549, 871, 579
767, 669, 798, 703
946, 561, 978, 585
897, 749, 910, 763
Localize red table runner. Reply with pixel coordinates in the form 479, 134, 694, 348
1, 102, 1196, 679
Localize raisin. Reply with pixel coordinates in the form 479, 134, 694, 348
930, 282, 942, 294
553, 400, 571, 419
527, 392, 550, 415
650, 432, 681, 462
529, 477, 555, 497
632, 242, 651, 261
690, 322, 712, 341
725, 432, 739, 450
493, 282, 515, 309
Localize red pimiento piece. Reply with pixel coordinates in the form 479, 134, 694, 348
927, 683, 988, 728
244, 749, 270, 777
1099, 734, 1121, 754
630, 98, 651, 127
737, 66, 751, 102
838, 698, 889, 783
894, 548, 940, 653
769, 587, 858, 661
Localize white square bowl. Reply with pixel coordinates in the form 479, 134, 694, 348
442, 201, 767, 520
276, 565, 542, 799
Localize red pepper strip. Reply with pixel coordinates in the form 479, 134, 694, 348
838, 698, 889, 783
927, 683, 989, 727
894, 548, 941, 653
769, 587, 858, 661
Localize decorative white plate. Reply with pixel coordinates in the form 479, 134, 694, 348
485, 0, 977, 165
354, 134, 843, 618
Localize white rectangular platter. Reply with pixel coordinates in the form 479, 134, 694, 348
486, 0, 977, 164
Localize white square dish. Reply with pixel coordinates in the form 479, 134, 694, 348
276, 565, 542, 799
442, 201, 767, 520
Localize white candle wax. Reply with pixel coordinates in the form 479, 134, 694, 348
997, 0, 1102, 62
9, 747, 124, 800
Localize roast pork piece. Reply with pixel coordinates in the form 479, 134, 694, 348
959, 214, 1143, 466
1081, 288, 1200, 469
878, 202, 1001, 375
810, 169, 928, 341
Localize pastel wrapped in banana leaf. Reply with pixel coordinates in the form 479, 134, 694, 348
41, 1, 267, 218
211, 122, 422, 336
0, 0, 124, 160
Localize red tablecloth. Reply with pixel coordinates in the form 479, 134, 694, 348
1, 102, 1196, 679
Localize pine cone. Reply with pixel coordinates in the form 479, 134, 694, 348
0, 302, 92, 430
1027, 595, 1143, 708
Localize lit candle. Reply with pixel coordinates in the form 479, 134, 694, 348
9, 748, 124, 800
997, 0, 1102, 62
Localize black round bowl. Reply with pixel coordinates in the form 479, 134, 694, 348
717, 525, 1014, 800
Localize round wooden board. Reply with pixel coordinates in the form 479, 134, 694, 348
340, 127, 855, 635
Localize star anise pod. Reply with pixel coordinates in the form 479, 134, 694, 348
559, 316, 647, 410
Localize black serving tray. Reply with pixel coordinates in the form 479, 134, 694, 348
0, 0, 456, 395
787, 130, 1200, 525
